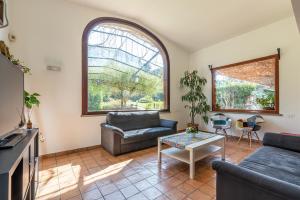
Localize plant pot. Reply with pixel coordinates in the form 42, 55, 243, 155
187, 123, 199, 130
27, 121, 32, 129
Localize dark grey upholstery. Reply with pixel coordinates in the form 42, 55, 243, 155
263, 132, 300, 152
101, 111, 177, 155
106, 111, 160, 131
240, 146, 300, 186
212, 132, 300, 200
122, 127, 175, 144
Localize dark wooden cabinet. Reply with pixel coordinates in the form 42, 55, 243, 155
0, 129, 39, 200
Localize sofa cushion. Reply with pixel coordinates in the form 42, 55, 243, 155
107, 111, 160, 131
239, 146, 300, 186
121, 127, 174, 144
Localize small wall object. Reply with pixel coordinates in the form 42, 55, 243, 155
8, 33, 16, 42
47, 65, 61, 72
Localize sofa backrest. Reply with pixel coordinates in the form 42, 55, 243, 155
106, 111, 160, 131
263, 132, 300, 153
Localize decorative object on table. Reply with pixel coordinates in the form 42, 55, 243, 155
186, 126, 198, 136
18, 106, 26, 128
24, 91, 41, 129
210, 113, 232, 140
237, 115, 264, 147
180, 70, 210, 130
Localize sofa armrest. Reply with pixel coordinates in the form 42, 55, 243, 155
263, 132, 300, 152
160, 119, 178, 131
212, 161, 300, 200
101, 123, 124, 136
100, 123, 124, 156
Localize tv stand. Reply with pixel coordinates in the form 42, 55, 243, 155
0, 128, 39, 200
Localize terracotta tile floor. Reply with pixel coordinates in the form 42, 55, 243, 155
36, 139, 260, 200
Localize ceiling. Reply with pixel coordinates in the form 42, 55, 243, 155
291, 0, 300, 32
68, 0, 294, 52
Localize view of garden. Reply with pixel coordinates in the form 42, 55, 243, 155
213, 56, 277, 112
215, 73, 275, 111
88, 64, 164, 111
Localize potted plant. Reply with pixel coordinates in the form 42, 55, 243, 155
186, 126, 198, 137
24, 91, 40, 129
180, 70, 210, 130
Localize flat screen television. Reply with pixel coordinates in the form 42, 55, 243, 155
0, 54, 24, 139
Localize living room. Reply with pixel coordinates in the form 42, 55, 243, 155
0, 0, 299, 200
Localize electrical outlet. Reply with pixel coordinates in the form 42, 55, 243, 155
286, 114, 296, 119
39, 132, 45, 142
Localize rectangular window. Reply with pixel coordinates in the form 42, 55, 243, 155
211, 54, 279, 114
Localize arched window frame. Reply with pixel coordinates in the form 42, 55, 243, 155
82, 17, 170, 115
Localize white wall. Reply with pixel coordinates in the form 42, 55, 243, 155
0, 27, 8, 43
9, 0, 190, 155
190, 17, 300, 137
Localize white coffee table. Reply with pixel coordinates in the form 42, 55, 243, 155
158, 131, 225, 179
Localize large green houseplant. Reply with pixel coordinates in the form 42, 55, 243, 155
180, 70, 210, 129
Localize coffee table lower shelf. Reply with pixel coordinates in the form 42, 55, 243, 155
160, 145, 222, 164
158, 133, 225, 179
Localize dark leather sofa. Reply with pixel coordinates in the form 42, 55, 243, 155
213, 132, 300, 200
101, 111, 177, 156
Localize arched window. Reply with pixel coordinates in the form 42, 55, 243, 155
82, 17, 170, 115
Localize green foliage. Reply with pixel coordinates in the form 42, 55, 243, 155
11, 57, 31, 74
256, 90, 275, 109
216, 82, 256, 109
24, 91, 40, 109
0, 41, 32, 74
88, 64, 163, 110
180, 70, 210, 124
88, 93, 101, 111
108, 70, 159, 108
186, 126, 198, 134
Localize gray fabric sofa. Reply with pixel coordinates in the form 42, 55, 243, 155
213, 132, 300, 200
101, 111, 177, 156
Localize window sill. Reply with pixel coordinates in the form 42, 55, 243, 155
210, 110, 283, 116
81, 109, 171, 117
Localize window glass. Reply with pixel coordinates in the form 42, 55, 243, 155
82, 18, 170, 114
212, 55, 279, 114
